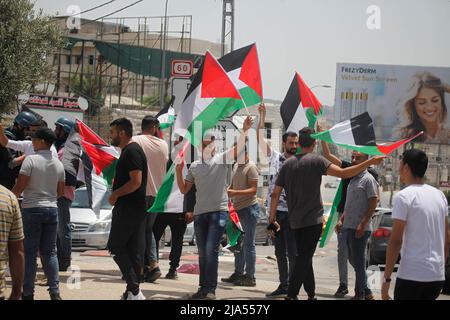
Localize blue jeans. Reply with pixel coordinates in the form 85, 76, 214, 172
194, 211, 227, 294
22, 207, 60, 296
274, 210, 297, 290
57, 197, 72, 266
344, 228, 372, 298
337, 215, 349, 287
234, 203, 259, 279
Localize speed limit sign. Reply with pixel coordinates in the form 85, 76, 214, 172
171, 60, 193, 78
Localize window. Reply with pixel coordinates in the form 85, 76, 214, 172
264, 122, 272, 139
66, 55, 72, 65
89, 55, 94, 65
76, 55, 82, 65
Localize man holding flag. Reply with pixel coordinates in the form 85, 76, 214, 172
175, 116, 253, 300
270, 127, 385, 300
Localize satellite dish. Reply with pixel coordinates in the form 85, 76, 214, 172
78, 97, 89, 111
18, 92, 30, 106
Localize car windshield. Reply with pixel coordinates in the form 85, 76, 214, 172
380, 213, 393, 227
71, 188, 113, 210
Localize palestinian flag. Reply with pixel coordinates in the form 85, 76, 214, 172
218, 43, 263, 109
280, 72, 322, 133
311, 112, 423, 155
149, 141, 190, 213
76, 119, 119, 214
174, 51, 243, 146
319, 181, 343, 248
156, 96, 175, 130
224, 201, 244, 252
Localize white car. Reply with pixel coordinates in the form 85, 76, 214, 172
70, 187, 112, 250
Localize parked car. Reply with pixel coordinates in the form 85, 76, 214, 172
325, 182, 338, 189
70, 187, 112, 250
161, 221, 196, 247
365, 208, 398, 267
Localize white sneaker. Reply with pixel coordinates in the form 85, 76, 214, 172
126, 290, 146, 300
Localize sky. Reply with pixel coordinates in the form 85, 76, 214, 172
34, 0, 450, 106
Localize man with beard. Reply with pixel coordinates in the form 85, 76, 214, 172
255, 103, 299, 298
108, 118, 148, 300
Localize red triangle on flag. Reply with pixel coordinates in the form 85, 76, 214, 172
239, 44, 263, 98
76, 119, 108, 146
201, 52, 241, 99
296, 72, 322, 115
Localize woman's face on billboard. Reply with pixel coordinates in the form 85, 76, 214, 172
414, 87, 443, 125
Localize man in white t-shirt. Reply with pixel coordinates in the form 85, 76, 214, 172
0, 120, 58, 160
382, 149, 450, 300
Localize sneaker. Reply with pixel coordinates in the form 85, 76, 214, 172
126, 291, 146, 300
221, 272, 243, 283
22, 294, 34, 301
234, 275, 256, 287
144, 267, 162, 283
189, 289, 207, 300
49, 293, 62, 300
120, 290, 128, 300
307, 296, 317, 301
285, 295, 298, 300
59, 261, 70, 272
334, 284, 349, 298
165, 269, 178, 280
266, 286, 288, 297
364, 293, 375, 300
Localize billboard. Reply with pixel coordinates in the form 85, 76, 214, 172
335, 63, 450, 144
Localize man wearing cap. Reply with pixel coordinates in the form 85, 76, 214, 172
175, 116, 253, 300
12, 128, 65, 300
54, 117, 76, 271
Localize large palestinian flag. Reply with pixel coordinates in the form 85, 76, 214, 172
174, 51, 243, 146
311, 112, 423, 155
280, 72, 322, 133
218, 43, 263, 109
76, 119, 119, 214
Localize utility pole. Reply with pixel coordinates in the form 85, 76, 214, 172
221, 0, 235, 57
160, 0, 169, 109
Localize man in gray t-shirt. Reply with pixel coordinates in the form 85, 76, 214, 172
12, 128, 65, 300
176, 116, 253, 300
339, 153, 379, 300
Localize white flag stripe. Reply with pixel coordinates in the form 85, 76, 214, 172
328, 120, 356, 145
286, 101, 309, 133
227, 68, 247, 90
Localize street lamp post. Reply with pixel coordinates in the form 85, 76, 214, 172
160, 0, 169, 110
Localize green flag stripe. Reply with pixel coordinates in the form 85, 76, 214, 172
226, 218, 242, 247
149, 164, 176, 213
239, 86, 261, 108
312, 131, 384, 156
319, 180, 344, 248
102, 159, 117, 186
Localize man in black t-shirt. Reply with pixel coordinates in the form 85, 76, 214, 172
270, 127, 384, 300
108, 118, 148, 300
318, 124, 379, 299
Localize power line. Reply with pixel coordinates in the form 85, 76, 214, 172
79, 0, 117, 15
81, 0, 145, 26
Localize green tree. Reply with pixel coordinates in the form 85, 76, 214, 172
0, 0, 63, 113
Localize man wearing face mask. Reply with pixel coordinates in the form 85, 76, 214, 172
53, 117, 76, 271
176, 116, 253, 300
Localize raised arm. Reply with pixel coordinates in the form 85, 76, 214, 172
227, 115, 254, 161
327, 156, 385, 179
257, 103, 272, 158
317, 123, 342, 167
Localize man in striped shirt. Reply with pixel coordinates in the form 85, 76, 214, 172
0, 185, 24, 300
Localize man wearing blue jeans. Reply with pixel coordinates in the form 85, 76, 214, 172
336, 151, 379, 300
176, 117, 253, 300
222, 144, 259, 286
12, 128, 65, 300
318, 126, 379, 298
